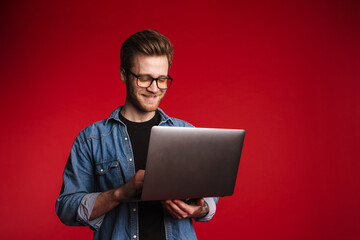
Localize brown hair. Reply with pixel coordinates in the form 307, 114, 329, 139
120, 29, 174, 73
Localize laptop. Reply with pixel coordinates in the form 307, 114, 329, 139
141, 126, 245, 201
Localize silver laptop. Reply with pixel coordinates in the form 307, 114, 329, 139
141, 126, 245, 201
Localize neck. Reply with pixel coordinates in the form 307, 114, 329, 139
120, 102, 156, 123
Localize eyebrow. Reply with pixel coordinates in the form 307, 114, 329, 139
138, 73, 169, 78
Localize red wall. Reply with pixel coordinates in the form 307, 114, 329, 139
0, 0, 359, 239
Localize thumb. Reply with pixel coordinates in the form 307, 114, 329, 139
195, 198, 204, 206
135, 170, 145, 182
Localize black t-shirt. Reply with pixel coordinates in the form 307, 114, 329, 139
119, 111, 166, 240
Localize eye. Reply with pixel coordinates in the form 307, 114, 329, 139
157, 78, 168, 83
138, 76, 152, 82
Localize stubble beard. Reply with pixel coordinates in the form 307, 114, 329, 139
126, 82, 165, 113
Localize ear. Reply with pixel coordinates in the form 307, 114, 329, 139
120, 67, 126, 84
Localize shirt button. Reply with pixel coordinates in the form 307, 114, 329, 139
132, 208, 137, 212
100, 169, 104, 172
133, 235, 137, 239
129, 158, 133, 161
125, 137, 128, 141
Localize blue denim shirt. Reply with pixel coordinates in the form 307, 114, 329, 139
56, 107, 218, 240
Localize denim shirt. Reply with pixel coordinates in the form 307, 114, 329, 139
56, 107, 218, 240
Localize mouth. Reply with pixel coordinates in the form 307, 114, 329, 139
142, 94, 159, 101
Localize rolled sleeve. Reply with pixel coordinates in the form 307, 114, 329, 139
194, 197, 218, 222
77, 193, 104, 231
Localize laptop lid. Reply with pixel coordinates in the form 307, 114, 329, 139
141, 126, 245, 201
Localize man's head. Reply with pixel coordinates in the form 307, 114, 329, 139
120, 30, 174, 117
120, 29, 173, 75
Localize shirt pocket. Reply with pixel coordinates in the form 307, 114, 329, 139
95, 159, 124, 190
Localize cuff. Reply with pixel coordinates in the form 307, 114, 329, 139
77, 192, 105, 231
194, 197, 217, 222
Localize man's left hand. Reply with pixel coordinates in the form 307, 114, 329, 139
161, 198, 209, 219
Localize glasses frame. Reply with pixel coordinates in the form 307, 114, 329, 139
128, 70, 173, 90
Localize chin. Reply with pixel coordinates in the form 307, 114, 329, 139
138, 98, 164, 112
136, 102, 160, 113
128, 92, 164, 113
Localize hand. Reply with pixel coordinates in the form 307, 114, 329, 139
161, 198, 209, 219
117, 170, 145, 200
90, 170, 145, 220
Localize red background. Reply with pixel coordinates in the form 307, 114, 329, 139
0, 0, 359, 239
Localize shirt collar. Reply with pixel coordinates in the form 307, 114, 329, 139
105, 106, 173, 125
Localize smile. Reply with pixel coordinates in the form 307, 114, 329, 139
143, 94, 158, 98
142, 94, 159, 101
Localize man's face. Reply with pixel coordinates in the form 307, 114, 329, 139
124, 54, 169, 113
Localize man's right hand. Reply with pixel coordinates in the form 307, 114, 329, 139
117, 169, 145, 200
90, 170, 145, 220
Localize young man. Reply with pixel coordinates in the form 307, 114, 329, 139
56, 29, 218, 240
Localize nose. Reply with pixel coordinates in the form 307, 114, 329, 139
146, 80, 160, 93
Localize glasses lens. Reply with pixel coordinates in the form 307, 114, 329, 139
157, 78, 171, 89
137, 76, 153, 88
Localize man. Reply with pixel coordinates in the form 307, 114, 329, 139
56, 29, 218, 240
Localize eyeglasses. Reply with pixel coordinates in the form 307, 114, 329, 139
128, 70, 173, 90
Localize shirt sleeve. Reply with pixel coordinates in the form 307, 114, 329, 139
194, 197, 218, 222
77, 193, 105, 230
56, 133, 100, 230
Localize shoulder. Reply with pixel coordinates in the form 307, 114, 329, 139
77, 119, 116, 143
169, 117, 194, 128
76, 107, 123, 143
157, 108, 194, 128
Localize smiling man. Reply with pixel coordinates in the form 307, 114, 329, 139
56, 29, 218, 240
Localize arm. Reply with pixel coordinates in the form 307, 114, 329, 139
56, 135, 96, 227
58, 165, 144, 227
55, 134, 144, 228
89, 170, 144, 220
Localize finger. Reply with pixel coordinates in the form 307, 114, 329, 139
135, 170, 145, 182
172, 200, 192, 214
165, 200, 188, 219
164, 205, 182, 219
162, 201, 183, 219
193, 198, 204, 207
175, 199, 206, 217
167, 200, 187, 219
174, 199, 205, 215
